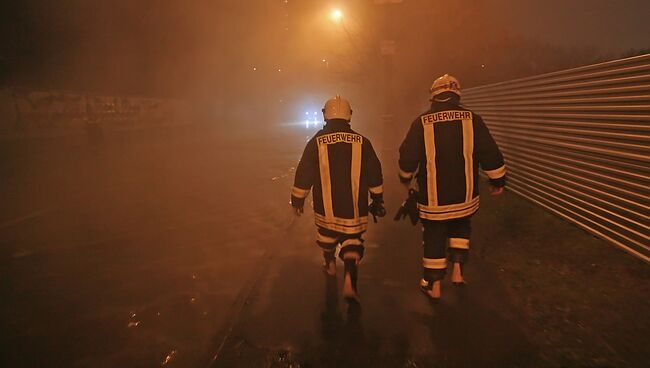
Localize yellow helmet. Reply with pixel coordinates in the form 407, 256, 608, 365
322, 95, 352, 121
430, 74, 461, 100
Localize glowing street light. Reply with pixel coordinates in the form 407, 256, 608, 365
330, 9, 343, 23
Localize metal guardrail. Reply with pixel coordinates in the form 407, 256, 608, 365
463, 54, 650, 263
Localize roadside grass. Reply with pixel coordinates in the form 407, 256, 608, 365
474, 184, 650, 368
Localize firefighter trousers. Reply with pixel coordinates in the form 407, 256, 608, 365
316, 227, 365, 262
421, 217, 471, 283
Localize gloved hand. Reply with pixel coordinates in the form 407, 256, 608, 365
394, 189, 419, 225
490, 185, 504, 196
368, 199, 386, 223
292, 205, 304, 216
290, 198, 304, 217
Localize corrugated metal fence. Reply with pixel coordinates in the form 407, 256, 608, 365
463, 54, 650, 263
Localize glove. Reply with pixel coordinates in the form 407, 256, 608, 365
290, 197, 304, 217
292, 205, 304, 216
394, 189, 419, 225
368, 199, 386, 223
490, 185, 504, 196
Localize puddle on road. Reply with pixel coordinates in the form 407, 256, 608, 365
214, 336, 307, 368
270, 349, 305, 368
127, 311, 141, 328
214, 333, 430, 368
161, 349, 177, 366
116, 291, 229, 367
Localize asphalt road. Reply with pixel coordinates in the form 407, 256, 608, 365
1, 125, 647, 367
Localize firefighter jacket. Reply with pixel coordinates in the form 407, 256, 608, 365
291, 120, 383, 234
398, 101, 505, 221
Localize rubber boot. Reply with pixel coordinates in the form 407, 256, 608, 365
343, 258, 360, 303
322, 251, 336, 277
451, 262, 466, 285
420, 278, 441, 300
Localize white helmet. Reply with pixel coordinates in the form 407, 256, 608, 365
430, 74, 461, 100
322, 95, 352, 121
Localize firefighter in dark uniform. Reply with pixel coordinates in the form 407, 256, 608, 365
291, 95, 385, 303
398, 74, 506, 299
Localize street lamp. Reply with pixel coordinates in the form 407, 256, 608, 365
330, 9, 343, 23
327, 7, 360, 53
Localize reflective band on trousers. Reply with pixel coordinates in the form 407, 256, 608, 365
449, 238, 470, 249
369, 185, 383, 194
317, 233, 338, 244
341, 238, 362, 248
399, 169, 414, 180
423, 257, 447, 269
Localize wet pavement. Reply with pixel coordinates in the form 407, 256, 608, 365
1, 126, 647, 367
207, 175, 536, 368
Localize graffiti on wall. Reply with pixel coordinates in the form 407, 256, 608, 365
5, 87, 166, 131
